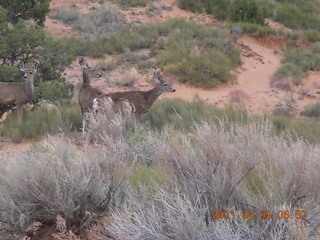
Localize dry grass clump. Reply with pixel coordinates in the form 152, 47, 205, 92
229, 89, 250, 105
270, 76, 292, 91
99, 120, 320, 239
50, 3, 125, 38
0, 134, 131, 238
1, 106, 320, 239
84, 96, 136, 143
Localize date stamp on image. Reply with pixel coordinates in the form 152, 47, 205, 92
212, 210, 307, 220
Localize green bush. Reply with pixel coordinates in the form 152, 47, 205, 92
158, 21, 240, 88
143, 98, 247, 131
283, 47, 320, 71
275, 3, 320, 30
301, 103, 320, 118
229, 22, 277, 35
273, 62, 306, 85
0, 0, 50, 25
34, 81, 74, 102
0, 103, 82, 142
118, 0, 149, 7
303, 30, 320, 42
0, 64, 24, 82
229, 0, 265, 24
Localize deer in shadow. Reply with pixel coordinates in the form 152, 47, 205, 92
0, 61, 40, 121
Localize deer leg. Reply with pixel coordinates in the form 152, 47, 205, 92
17, 105, 23, 122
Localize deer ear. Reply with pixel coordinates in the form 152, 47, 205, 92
18, 60, 25, 71
156, 71, 164, 82
153, 71, 159, 82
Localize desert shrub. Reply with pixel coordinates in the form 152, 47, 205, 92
0, 64, 24, 82
159, 21, 240, 88
0, 103, 81, 142
284, 47, 320, 71
229, 0, 265, 24
178, 0, 269, 23
274, 45, 320, 86
0, 134, 130, 237
97, 121, 320, 239
84, 98, 136, 143
303, 30, 320, 42
34, 81, 74, 102
117, 0, 149, 7
301, 103, 320, 118
229, 89, 250, 105
229, 22, 277, 35
50, 3, 125, 37
272, 63, 305, 86
143, 98, 248, 131
274, 3, 320, 30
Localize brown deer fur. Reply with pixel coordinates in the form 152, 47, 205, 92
0, 61, 39, 121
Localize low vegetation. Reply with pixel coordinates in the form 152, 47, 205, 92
273, 42, 320, 86
1, 102, 320, 239
0, 103, 82, 142
117, 0, 149, 7
50, 3, 125, 38
178, 0, 320, 30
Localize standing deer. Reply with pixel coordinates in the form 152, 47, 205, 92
78, 57, 105, 133
0, 61, 40, 121
96, 70, 176, 120
79, 57, 175, 132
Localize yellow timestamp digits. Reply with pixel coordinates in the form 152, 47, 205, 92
212, 210, 307, 220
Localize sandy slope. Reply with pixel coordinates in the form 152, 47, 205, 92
45, 0, 320, 117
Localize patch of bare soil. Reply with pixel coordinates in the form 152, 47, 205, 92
0, 138, 32, 153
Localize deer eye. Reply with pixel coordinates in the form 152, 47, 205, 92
164, 83, 168, 86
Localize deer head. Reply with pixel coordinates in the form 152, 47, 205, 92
18, 60, 40, 97
152, 71, 176, 93
19, 60, 40, 80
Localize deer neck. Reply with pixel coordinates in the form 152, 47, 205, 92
25, 79, 34, 97
82, 71, 91, 86
145, 86, 163, 108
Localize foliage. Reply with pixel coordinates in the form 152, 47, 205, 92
301, 103, 320, 118
50, 3, 125, 38
274, 43, 320, 85
34, 81, 74, 103
274, 3, 320, 30
117, 0, 149, 7
0, 0, 50, 25
0, 64, 24, 82
0, 134, 129, 237
229, 0, 265, 24
229, 22, 277, 35
178, 0, 268, 23
273, 62, 305, 86
0, 20, 45, 66
0, 103, 81, 142
143, 98, 247, 131
158, 20, 240, 88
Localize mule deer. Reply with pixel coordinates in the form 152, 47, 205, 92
78, 57, 105, 133
0, 61, 40, 121
96, 71, 176, 120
